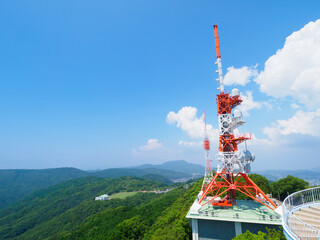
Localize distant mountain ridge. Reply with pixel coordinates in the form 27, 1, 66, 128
256, 168, 320, 185
132, 160, 204, 175
90, 167, 188, 180
0, 167, 87, 209
2, 160, 319, 210
0, 160, 203, 209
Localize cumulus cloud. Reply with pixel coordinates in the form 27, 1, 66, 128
132, 138, 182, 161
249, 134, 272, 146
166, 106, 218, 140
132, 139, 164, 155
255, 19, 320, 108
224, 66, 258, 86
178, 140, 202, 147
238, 91, 265, 116
139, 139, 164, 151
290, 103, 300, 109
132, 138, 205, 164
263, 109, 320, 138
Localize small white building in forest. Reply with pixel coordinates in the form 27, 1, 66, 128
95, 194, 110, 201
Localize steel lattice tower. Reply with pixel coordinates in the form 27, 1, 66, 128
198, 25, 277, 210
201, 111, 213, 191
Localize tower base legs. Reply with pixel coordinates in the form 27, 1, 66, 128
198, 171, 277, 210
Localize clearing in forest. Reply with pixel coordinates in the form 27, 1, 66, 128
109, 192, 138, 199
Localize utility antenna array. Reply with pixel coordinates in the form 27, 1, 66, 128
198, 25, 277, 210
201, 110, 213, 191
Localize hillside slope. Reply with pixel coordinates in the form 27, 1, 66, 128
90, 167, 190, 180
134, 160, 204, 175
0, 167, 88, 209
256, 169, 320, 185
0, 162, 193, 209
0, 176, 167, 240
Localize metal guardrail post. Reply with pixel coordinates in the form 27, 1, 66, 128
312, 188, 315, 202
282, 187, 320, 239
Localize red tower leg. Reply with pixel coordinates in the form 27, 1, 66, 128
199, 171, 277, 210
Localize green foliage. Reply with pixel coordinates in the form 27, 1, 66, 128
249, 174, 271, 194
145, 180, 202, 239
108, 215, 147, 240
233, 230, 267, 240
0, 173, 200, 240
266, 227, 286, 240
0, 171, 300, 240
0, 164, 190, 210
136, 160, 204, 175
233, 227, 285, 240
91, 167, 190, 180
0, 168, 87, 209
59, 187, 187, 240
271, 175, 309, 200
142, 174, 173, 185
110, 191, 138, 199
0, 176, 166, 240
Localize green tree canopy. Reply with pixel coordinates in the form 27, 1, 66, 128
108, 215, 147, 240
270, 175, 308, 200
233, 227, 286, 240
248, 174, 271, 194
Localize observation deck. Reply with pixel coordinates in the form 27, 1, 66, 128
282, 187, 320, 240
187, 199, 281, 240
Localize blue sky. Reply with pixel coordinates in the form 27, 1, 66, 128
1, 1, 320, 170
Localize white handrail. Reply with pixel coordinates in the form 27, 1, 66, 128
282, 187, 320, 239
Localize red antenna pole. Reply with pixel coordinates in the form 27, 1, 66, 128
213, 25, 221, 59
213, 25, 224, 93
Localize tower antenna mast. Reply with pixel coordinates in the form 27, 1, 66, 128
201, 110, 213, 191
214, 25, 224, 93
198, 25, 277, 210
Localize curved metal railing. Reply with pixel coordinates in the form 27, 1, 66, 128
282, 187, 320, 239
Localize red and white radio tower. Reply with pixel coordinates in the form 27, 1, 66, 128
201, 110, 213, 191
198, 25, 277, 210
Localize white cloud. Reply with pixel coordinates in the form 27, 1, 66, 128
132, 139, 164, 156
139, 139, 164, 151
224, 66, 258, 86
132, 139, 180, 160
166, 106, 218, 140
238, 91, 262, 116
255, 19, 320, 108
290, 103, 300, 109
131, 138, 205, 165
263, 109, 320, 138
249, 134, 273, 146
178, 140, 202, 147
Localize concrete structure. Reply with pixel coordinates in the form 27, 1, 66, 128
95, 194, 109, 200
282, 187, 320, 239
187, 199, 282, 240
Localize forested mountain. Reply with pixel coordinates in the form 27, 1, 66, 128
0, 172, 306, 239
133, 160, 204, 175
0, 160, 199, 209
142, 173, 173, 185
256, 168, 320, 185
90, 167, 189, 180
0, 167, 87, 209
0, 176, 200, 240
